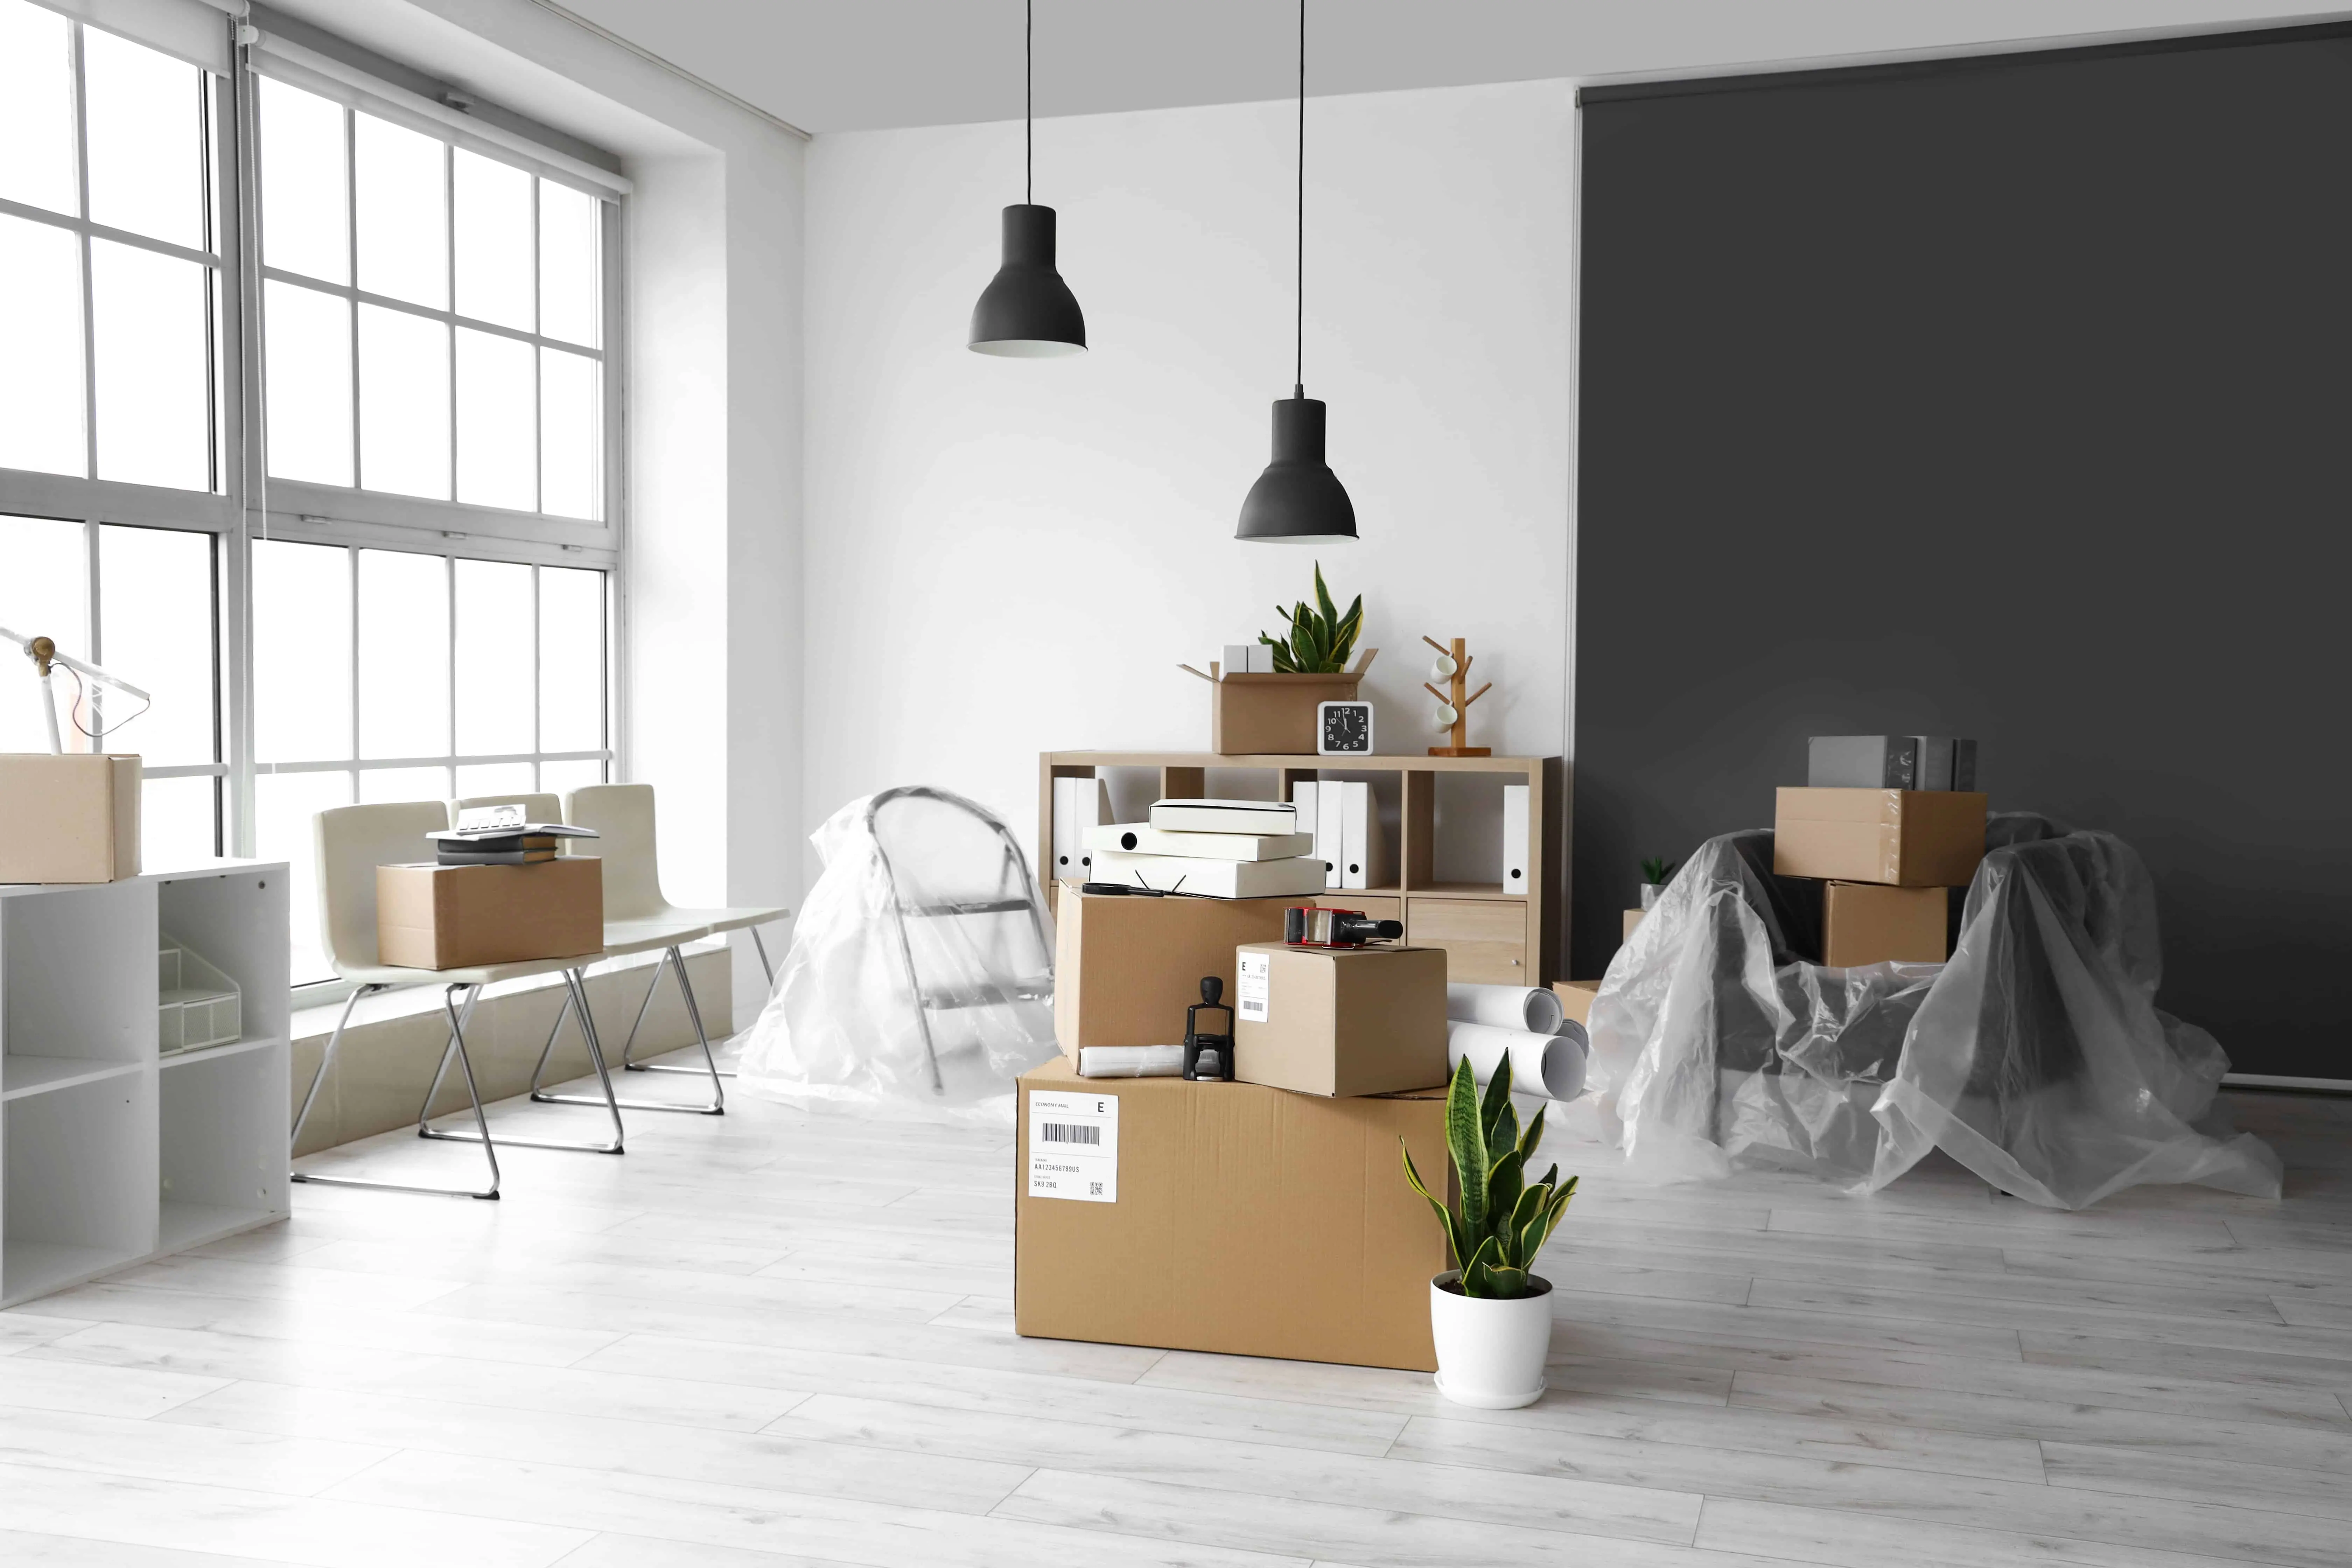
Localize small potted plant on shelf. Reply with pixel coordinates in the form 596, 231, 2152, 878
1638, 855, 1677, 911
1400, 1054, 1577, 1408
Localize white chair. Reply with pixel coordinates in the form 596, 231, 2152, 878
563, 783, 792, 1100
290, 802, 625, 1200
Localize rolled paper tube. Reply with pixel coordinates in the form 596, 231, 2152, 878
1447, 1020, 1589, 1102
1446, 982, 1567, 1036
1076, 1044, 1185, 1078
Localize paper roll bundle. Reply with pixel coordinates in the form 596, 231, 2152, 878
1447, 1020, 1589, 1102
1076, 1045, 1184, 1078
1446, 982, 1566, 1036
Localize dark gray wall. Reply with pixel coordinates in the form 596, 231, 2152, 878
1573, 29, 2352, 1078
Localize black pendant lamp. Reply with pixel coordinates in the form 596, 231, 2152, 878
969, 0, 1085, 357
1237, 0, 1355, 542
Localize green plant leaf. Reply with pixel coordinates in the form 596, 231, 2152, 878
1517, 1206, 1552, 1270
1506, 1180, 1548, 1240
1480, 1053, 1514, 1131
1485, 1148, 1524, 1244
1399, 1139, 1465, 1270
1537, 1174, 1580, 1251
1314, 561, 1339, 628
1460, 1233, 1503, 1297
1445, 1056, 1489, 1237
1485, 1264, 1529, 1298
1332, 595, 1363, 665
1484, 1095, 1517, 1162
1517, 1102, 1548, 1165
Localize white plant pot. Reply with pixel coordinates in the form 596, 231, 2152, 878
1429, 1270, 1553, 1408
1639, 882, 1667, 911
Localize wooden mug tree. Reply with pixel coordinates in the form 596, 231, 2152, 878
1422, 635, 1492, 757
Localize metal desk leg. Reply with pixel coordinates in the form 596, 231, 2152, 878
423, 976, 626, 1155
292, 983, 500, 1200
535, 954, 721, 1114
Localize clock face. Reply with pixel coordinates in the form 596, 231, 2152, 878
1320, 702, 1373, 755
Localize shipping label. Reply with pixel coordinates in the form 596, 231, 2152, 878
1027, 1090, 1118, 1202
1237, 949, 1271, 1023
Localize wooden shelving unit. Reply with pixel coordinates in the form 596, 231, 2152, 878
0, 859, 289, 1308
1039, 751, 1560, 985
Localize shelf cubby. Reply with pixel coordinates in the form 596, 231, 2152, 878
1039, 750, 1560, 984
0, 859, 290, 1308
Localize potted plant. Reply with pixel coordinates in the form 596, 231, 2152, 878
1638, 854, 1677, 911
1258, 562, 1363, 673
1400, 1054, 1577, 1408
1179, 563, 1378, 753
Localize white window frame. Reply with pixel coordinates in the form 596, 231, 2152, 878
0, 5, 631, 1007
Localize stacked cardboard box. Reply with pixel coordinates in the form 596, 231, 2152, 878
1770, 736, 1986, 966
1023, 804, 1456, 1372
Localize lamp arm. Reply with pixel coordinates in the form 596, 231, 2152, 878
0, 625, 151, 703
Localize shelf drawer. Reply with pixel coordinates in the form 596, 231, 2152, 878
1408, 897, 1527, 983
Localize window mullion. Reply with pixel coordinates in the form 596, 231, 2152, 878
444, 551, 457, 800
444, 141, 457, 505
344, 104, 361, 492
83, 518, 103, 741
72, 23, 97, 485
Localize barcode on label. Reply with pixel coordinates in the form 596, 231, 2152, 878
1039, 1122, 1101, 1146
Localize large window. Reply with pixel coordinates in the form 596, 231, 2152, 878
0, 0, 625, 995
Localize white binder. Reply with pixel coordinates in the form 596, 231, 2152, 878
1502, 783, 1529, 896
1291, 779, 1321, 883
1051, 777, 1112, 882
1339, 780, 1389, 891
1313, 779, 1344, 890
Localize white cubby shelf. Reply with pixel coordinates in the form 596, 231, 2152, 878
0, 859, 290, 1308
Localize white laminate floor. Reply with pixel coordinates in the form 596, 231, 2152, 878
2, 1065, 2349, 1568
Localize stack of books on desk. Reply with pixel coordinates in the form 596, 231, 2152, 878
1084, 799, 1327, 898
427, 807, 598, 867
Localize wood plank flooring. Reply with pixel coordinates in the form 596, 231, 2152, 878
2, 1068, 2347, 1568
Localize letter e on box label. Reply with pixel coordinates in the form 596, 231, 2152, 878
1238, 950, 1271, 1022
1027, 1091, 1117, 1202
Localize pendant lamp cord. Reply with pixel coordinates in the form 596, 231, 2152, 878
1295, 0, 1305, 399
1026, 0, 1034, 205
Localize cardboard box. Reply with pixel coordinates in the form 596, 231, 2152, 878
1232, 941, 1448, 1097
1054, 890, 1292, 1050
1016, 1058, 1450, 1371
1623, 907, 1643, 942
1772, 788, 1987, 887
1823, 881, 1950, 967
1208, 672, 1366, 755
376, 857, 602, 969
1553, 978, 1601, 1027
0, 754, 140, 883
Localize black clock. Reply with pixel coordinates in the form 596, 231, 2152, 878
1317, 700, 1375, 756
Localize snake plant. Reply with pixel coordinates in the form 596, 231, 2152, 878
1400, 1055, 1578, 1299
1639, 855, 1676, 887
1259, 562, 1363, 674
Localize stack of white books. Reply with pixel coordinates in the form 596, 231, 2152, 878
1085, 799, 1328, 898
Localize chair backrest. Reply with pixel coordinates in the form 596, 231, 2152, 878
315, 801, 448, 972
563, 783, 667, 920
448, 792, 563, 828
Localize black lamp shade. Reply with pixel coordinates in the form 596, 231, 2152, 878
969, 204, 1086, 357
1236, 394, 1357, 541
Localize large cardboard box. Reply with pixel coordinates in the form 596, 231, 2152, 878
0, 754, 140, 883
1772, 788, 1987, 887
1232, 941, 1448, 1097
1823, 881, 1950, 967
1054, 890, 1292, 1049
1015, 1058, 1450, 1371
376, 857, 602, 969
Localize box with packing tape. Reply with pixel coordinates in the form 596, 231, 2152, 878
1772, 787, 1986, 888
376, 856, 602, 969
1232, 940, 1448, 1098
1053, 889, 1292, 1050
1015, 1057, 1450, 1371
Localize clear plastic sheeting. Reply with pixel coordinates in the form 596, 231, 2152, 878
735, 788, 1059, 1127
1586, 814, 2281, 1208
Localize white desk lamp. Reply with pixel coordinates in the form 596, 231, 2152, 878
0, 625, 152, 754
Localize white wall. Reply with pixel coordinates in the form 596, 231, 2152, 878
802, 80, 1577, 880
